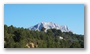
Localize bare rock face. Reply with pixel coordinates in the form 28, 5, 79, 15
25, 42, 38, 48
29, 22, 71, 32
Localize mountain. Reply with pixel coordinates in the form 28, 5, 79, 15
29, 22, 71, 32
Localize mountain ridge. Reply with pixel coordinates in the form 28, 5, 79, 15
29, 22, 71, 32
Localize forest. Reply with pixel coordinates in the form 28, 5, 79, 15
4, 24, 84, 48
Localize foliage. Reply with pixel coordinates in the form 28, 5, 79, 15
4, 24, 84, 48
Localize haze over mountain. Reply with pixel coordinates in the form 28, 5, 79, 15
29, 22, 71, 32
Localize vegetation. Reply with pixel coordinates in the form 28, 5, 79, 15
4, 24, 84, 48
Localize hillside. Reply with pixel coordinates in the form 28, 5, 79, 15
4, 24, 84, 48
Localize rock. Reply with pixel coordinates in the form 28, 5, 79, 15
25, 42, 38, 48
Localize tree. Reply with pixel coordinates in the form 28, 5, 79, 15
8, 25, 14, 34
70, 41, 81, 48
13, 30, 21, 42
47, 29, 53, 36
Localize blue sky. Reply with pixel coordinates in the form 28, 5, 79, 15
4, 4, 84, 35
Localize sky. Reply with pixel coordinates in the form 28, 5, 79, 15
4, 4, 84, 35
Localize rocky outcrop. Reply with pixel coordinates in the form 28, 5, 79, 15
25, 42, 38, 48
